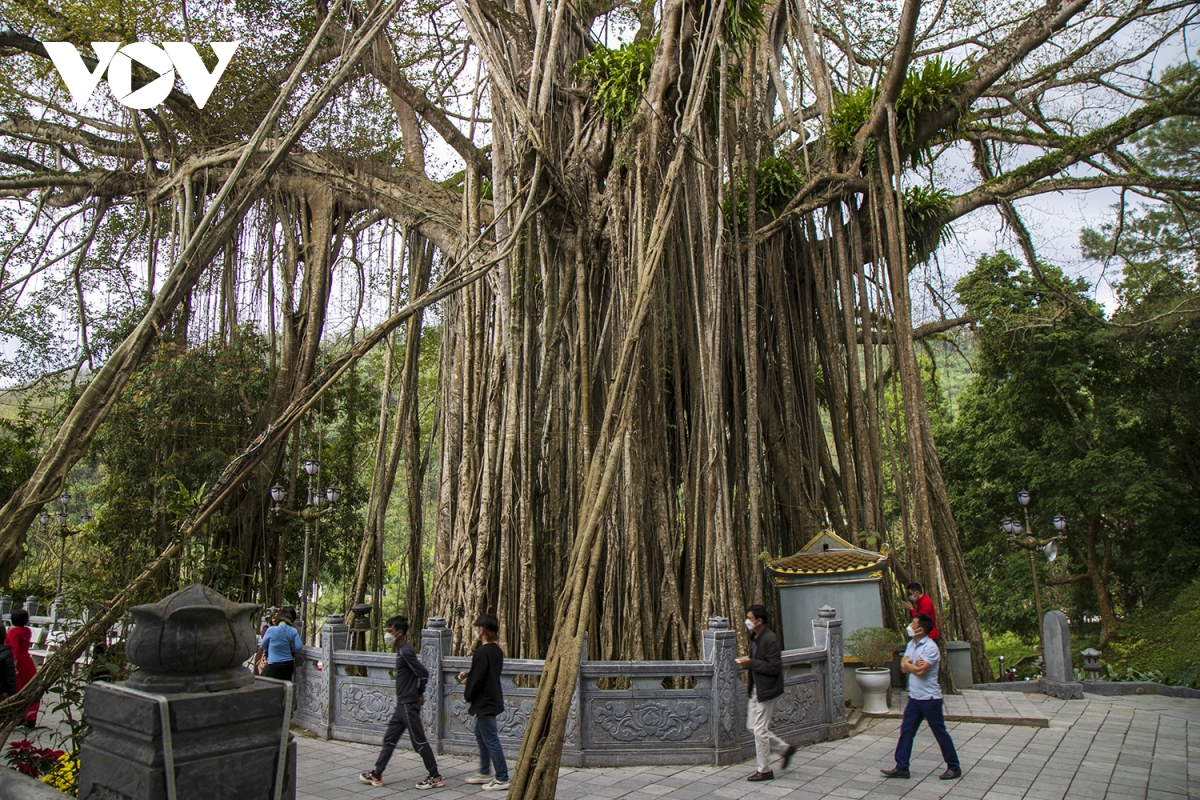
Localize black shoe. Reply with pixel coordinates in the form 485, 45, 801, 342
880, 768, 910, 779
747, 770, 775, 781
939, 768, 962, 780
781, 744, 797, 769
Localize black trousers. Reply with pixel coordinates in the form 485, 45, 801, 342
261, 661, 295, 681
373, 701, 439, 778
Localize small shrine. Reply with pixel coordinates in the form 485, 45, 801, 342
767, 531, 888, 650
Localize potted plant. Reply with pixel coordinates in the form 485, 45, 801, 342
846, 626, 902, 714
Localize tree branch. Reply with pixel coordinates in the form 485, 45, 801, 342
856, 315, 974, 344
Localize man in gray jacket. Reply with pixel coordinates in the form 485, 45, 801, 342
359, 616, 444, 790
735, 605, 796, 781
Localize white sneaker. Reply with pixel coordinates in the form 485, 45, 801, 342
465, 773, 492, 785
482, 778, 510, 791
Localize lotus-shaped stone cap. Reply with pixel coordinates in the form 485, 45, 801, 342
125, 584, 260, 693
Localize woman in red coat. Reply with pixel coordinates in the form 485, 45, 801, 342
6, 608, 39, 726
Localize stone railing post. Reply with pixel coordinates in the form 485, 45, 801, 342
320, 614, 349, 737
812, 606, 845, 726
0, 595, 10, 619
24, 596, 38, 618
704, 616, 740, 754
50, 596, 66, 628
420, 617, 452, 751
562, 632, 587, 760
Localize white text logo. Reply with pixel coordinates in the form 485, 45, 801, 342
44, 42, 240, 110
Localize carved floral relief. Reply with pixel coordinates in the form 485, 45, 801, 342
592, 700, 710, 742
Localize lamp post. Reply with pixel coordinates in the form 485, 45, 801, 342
41, 493, 88, 599
1001, 489, 1067, 652
271, 459, 340, 642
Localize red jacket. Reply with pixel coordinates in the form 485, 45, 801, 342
909, 594, 940, 640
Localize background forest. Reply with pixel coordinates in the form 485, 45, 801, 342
0, 0, 1197, 791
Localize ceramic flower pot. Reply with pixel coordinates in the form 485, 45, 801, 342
855, 667, 892, 715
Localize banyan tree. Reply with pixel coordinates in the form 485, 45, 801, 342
0, 0, 1195, 792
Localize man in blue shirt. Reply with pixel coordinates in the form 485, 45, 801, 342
880, 613, 962, 781
257, 607, 304, 682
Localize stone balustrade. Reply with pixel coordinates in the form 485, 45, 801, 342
292, 612, 846, 766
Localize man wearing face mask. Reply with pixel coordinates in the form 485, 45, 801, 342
359, 616, 444, 790
880, 613, 961, 781
899, 582, 939, 640
734, 605, 796, 781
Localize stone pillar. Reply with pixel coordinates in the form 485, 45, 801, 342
813, 606, 845, 725
321, 614, 349, 650
1039, 610, 1082, 699
0, 594, 11, 619
704, 617, 740, 756
420, 617, 452, 751
562, 632, 586, 761
50, 596, 67, 627
24, 596, 38, 617
78, 584, 296, 800
318, 615, 349, 738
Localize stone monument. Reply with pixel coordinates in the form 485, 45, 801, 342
78, 584, 297, 800
1038, 610, 1083, 700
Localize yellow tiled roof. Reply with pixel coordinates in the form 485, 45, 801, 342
767, 549, 885, 575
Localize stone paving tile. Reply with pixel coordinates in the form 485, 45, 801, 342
291, 693, 1198, 800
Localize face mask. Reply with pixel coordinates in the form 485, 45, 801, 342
744, 618, 755, 632
905, 626, 916, 638
384, 632, 397, 647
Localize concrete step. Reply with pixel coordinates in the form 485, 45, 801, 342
869, 689, 1050, 727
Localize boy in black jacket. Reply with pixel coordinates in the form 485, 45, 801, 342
462, 614, 509, 791
360, 616, 443, 790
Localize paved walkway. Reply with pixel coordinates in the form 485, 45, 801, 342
295, 692, 1199, 799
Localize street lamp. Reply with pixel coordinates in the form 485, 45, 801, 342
270, 460, 340, 642
41, 495, 87, 599
1001, 489, 1066, 652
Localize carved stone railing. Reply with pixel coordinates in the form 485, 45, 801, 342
292, 610, 846, 767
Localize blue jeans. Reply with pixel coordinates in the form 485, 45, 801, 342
894, 697, 960, 772
473, 714, 509, 781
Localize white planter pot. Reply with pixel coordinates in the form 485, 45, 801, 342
855, 668, 892, 715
